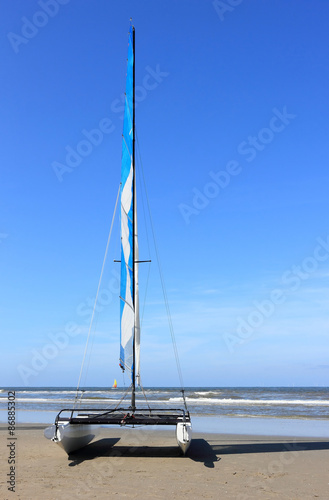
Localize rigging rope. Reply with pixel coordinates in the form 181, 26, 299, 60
74, 184, 121, 406
139, 378, 151, 410
135, 131, 185, 392
136, 153, 152, 332
111, 384, 132, 411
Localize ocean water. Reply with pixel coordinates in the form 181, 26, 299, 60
0, 386, 328, 422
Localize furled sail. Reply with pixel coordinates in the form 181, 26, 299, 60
119, 25, 140, 384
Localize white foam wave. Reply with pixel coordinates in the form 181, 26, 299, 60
14, 398, 119, 404
194, 391, 221, 396
15, 390, 78, 394
169, 397, 329, 406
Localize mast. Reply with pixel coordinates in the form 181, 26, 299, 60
131, 24, 136, 411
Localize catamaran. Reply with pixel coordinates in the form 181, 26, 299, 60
44, 23, 192, 456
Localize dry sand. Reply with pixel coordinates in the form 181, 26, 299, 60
1, 424, 328, 499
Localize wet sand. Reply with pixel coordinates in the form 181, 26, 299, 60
1, 425, 328, 499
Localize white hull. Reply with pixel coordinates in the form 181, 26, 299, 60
44, 422, 100, 454
176, 421, 192, 455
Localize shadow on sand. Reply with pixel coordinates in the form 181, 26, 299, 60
68, 437, 329, 469
68, 438, 121, 466
188, 438, 329, 467
68, 437, 183, 465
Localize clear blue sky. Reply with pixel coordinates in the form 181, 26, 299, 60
1, 0, 328, 387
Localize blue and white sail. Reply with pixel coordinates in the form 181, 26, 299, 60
120, 25, 140, 384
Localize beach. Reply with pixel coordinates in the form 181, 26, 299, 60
1, 424, 328, 500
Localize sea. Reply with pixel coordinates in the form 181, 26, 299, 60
1, 387, 328, 437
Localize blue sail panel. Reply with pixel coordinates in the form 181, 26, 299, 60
120, 26, 134, 379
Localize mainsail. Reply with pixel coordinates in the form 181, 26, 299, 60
119, 25, 140, 386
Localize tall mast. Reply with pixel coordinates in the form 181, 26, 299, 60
131, 24, 136, 411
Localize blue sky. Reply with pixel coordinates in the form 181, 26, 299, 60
1, 0, 328, 388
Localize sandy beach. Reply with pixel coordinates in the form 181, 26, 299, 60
1, 424, 328, 500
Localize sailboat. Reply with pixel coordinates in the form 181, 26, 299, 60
44, 23, 192, 456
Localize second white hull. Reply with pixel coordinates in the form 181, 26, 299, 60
44, 422, 99, 454
176, 421, 192, 455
